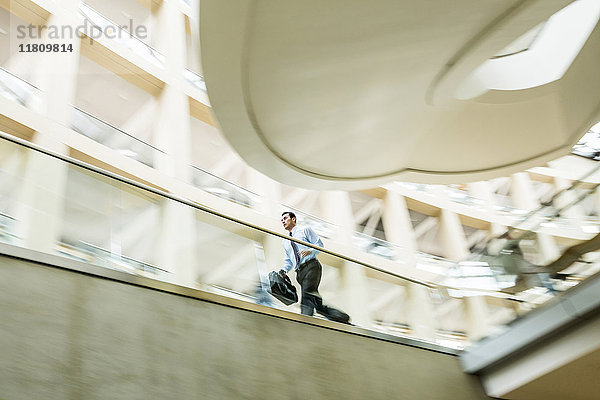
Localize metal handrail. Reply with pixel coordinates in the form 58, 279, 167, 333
0, 66, 39, 90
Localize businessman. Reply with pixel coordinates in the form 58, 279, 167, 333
280, 211, 349, 323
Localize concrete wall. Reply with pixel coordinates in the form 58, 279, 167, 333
0, 252, 488, 400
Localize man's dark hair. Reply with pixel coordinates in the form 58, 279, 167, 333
282, 211, 296, 220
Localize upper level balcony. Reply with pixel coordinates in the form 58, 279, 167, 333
79, 3, 165, 68
78, 3, 166, 95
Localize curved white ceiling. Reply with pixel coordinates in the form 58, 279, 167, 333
200, 0, 600, 189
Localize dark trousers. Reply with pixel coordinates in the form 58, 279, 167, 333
296, 259, 346, 321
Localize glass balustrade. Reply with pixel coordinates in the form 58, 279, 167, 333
190, 165, 261, 208
396, 179, 600, 236
79, 3, 165, 67
0, 135, 477, 349
4, 134, 600, 346
444, 261, 504, 293
352, 231, 402, 260
184, 68, 207, 93
71, 107, 162, 167
66, 105, 600, 305
77, 240, 170, 277
396, 169, 600, 309
464, 179, 600, 306
397, 181, 524, 216
0, 67, 39, 108
416, 252, 455, 274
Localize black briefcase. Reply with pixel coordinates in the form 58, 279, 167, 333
268, 271, 298, 305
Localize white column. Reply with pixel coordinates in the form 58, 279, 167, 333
437, 206, 490, 340
511, 173, 561, 265
438, 208, 469, 261
27, 0, 81, 127
187, 0, 203, 73
536, 233, 560, 265
12, 149, 68, 253
13, 0, 82, 252
320, 191, 354, 243
382, 191, 436, 340
155, 200, 197, 287
321, 191, 370, 326
152, 0, 192, 181
150, 1, 197, 285
468, 181, 505, 236
247, 168, 281, 217
381, 191, 417, 265
337, 261, 369, 326
510, 172, 539, 211
402, 284, 437, 339
551, 175, 584, 218
463, 296, 489, 341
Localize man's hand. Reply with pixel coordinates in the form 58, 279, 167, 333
300, 250, 312, 257
279, 269, 287, 278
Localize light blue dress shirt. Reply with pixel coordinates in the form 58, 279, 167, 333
282, 225, 323, 272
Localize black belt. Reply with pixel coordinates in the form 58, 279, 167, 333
296, 258, 317, 272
